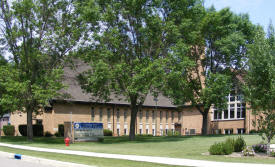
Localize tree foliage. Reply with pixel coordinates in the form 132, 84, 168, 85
244, 23, 275, 151
164, 7, 256, 135
0, 0, 83, 140
77, 0, 203, 140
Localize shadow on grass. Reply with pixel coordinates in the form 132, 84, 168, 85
97, 134, 228, 144
0, 136, 64, 145
0, 134, 228, 145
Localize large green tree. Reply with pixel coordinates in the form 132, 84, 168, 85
78, 0, 202, 140
0, 0, 83, 140
244, 24, 275, 154
165, 7, 256, 135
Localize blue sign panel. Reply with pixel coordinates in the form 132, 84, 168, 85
74, 123, 103, 129
73, 123, 103, 141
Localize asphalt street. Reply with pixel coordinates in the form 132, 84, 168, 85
0, 155, 56, 167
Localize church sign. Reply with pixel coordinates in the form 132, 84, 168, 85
73, 122, 103, 141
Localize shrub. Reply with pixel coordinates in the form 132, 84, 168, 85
98, 137, 104, 142
234, 136, 246, 152
3, 125, 15, 136
54, 132, 60, 137
225, 137, 235, 150
58, 124, 64, 137
209, 141, 234, 155
249, 129, 258, 134
174, 131, 180, 136
19, 124, 43, 137
44, 131, 53, 137
252, 144, 267, 153
270, 150, 275, 157
19, 125, 27, 136
167, 130, 173, 136
103, 129, 113, 136
223, 140, 234, 155
209, 142, 224, 155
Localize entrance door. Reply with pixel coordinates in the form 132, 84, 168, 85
175, 123, 182, 135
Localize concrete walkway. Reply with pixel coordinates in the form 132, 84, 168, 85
0, 143, 274, 167
0, 150, 94, 167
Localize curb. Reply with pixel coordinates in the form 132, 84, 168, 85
0, 151, 95, 167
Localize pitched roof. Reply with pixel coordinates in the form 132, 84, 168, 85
55, 59, 176, 108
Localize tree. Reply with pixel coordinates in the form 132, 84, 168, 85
0, 0, 83, 140
0, 55, 8, 137
165, 7, 256, 135
244, 24, 275, 154
0, 61, 24, 137
77, 0, 202, 140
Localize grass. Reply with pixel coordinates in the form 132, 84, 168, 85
0, 135, 275, 164
0, 146, 181, 167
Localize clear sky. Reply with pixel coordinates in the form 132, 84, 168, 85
204, 0, 275, 30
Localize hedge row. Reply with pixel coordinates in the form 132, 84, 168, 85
3, 125, 15, 136
19, 124, 44, 137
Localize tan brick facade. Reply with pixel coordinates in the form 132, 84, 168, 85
7, 101, 257, 136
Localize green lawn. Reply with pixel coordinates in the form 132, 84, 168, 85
0, 146, 180, 167
0, 135, 275, 164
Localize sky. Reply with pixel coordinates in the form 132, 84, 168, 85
204, 0, 275, 30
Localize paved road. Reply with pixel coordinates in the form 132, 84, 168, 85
0, 155, 55, 167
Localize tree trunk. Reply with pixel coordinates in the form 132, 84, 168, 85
196, 106, 209, 135
26, 106, 33, 141
0, 117, 2, 138
129, 104, 138, 141
201, 109, 209, 135
267, 138, 271, 156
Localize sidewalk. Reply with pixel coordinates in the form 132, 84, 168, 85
0, 143, 274, 167
0, 150, 94, 167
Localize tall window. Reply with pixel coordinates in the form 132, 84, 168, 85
213, 88, 246, 120
91, 107, 95, 121
152, 110, 155, 122
124, 110, 127, 122
107, 108, 111, 122
99, 108, 103, 121
166, 111, 169, 122
178, 111, 181, 122
146, 111, 149, 123
171, 112, 174, 123
160, 111, 163, 122
116, 109, 120, 122
139, 110, 143, 122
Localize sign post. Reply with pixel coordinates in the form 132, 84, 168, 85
73, 123, 103, 142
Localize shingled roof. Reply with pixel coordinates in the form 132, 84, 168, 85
55, 59, 176, 108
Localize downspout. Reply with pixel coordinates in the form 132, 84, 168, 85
112, 105, 115, 135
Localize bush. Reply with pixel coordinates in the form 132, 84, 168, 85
234, 136, 246, 152
209, 142, 224, 155
249, 129, 258, 134
103, 129, 113, 136
209, 141, 234, 155
44, 131, 53, 137
174, 131, 180, 136
54, 132, 61, 137
3, 125, 15, 136
58, 124, 64, 137
225, 137, 235, 150
270, 150, 275, 157
19, 124, 43, 137
98, 137, 104, 142
252, 144, 267, 153
167, 130, 173, 136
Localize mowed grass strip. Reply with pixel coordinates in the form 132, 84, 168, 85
0, 135, 275, 164
0, 146, 182, 167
